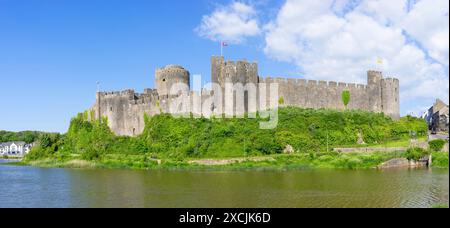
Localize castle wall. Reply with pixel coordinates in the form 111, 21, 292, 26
92, 57, 400, 136
94, 89, 217, 136
95, 90, 140, 136
211, 56, 224, 85
262, 77, 369, 111
94, 90, 166, 136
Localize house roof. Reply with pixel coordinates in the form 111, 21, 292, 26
438, 106, 449, 115
0, 141, 27, 147
433, 99, 449, 114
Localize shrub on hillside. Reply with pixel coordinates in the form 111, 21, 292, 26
24, 107, 430, 160
432, 152, 449, 168
429, 139, 447, 152
24, 133, 62, 161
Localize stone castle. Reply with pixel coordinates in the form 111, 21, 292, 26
91, 56, 400, 136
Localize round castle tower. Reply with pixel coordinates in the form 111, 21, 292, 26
367, 70, 400, 120
381, 78, 400, 120
367, 70, 383, 113
155, 65, 190, 96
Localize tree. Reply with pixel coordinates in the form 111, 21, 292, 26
342, 90, 351, 109
278, 97, 285, 106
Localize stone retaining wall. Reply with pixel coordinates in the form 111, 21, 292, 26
334, 147, 407, 153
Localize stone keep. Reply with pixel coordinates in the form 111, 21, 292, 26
155, 65, 190, 96
92, 56, 401, 136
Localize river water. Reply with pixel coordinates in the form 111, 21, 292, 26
0, 160, 448, 208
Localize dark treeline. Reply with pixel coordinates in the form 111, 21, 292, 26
0, 131, 49, 144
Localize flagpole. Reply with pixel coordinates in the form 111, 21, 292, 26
221, 41, 223, 57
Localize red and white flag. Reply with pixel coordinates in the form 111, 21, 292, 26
221, 41, 228, 56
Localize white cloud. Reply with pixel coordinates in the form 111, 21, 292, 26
196, 0, 449, 114
196, 2, 261, 44
263, 0, 449, 114
355, 0, 408, 25
401, 0, 449, 66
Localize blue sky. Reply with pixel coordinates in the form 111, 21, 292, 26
1, 0, 448, 133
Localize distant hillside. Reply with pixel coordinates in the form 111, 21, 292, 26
0, 131, 46, 144
25, 107, 428, 161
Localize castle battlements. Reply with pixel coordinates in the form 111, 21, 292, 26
259, 77, 368, 90
100, 89, 135, 97
383, 77, 400, 82
368, 70, 383, 74
156, 65, 188, 74
92, 56, 400, 136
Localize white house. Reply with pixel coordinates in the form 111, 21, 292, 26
0, 142, 32, 157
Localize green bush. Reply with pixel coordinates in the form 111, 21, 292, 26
81, 147, 102, 161
278, 97, 285, 105
429, 139, 447, 152
405, 147, 430, 161
23, 133, 63, 161
24, 107, 430, 161
432, 152, 449, 168
342, 90, 350, 108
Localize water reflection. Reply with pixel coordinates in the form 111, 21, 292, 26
0, 163, 448, 208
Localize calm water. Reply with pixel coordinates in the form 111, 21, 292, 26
0, 160, 448, 208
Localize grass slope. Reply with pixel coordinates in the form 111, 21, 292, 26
23, 107, 442, 170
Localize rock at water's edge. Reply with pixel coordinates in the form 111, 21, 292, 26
378, 157, 430, 169
378, 158, 410, 169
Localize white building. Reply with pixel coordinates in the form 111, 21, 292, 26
0, 142, 32, 157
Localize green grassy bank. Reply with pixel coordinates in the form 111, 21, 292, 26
20, 107, 448, 170
19, 150, 449, 171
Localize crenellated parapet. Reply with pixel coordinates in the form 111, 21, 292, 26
259, 77, 368, 90
212, 56, 258, 87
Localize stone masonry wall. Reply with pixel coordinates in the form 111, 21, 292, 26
92, 57, 400, 136
262, 77, 370, 111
